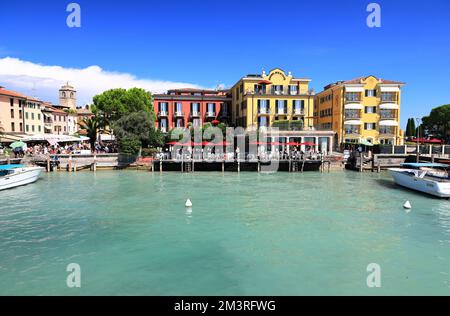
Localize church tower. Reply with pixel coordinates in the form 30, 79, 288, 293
59, 82, 77, 110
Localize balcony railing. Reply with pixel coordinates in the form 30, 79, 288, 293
246, 89, 305, 96
344, 111, 361, 119
174, 111, 184, 117
292, 109, 305, 116
258, 108, 271, 115
190, 111, 201, 117
158, 111, 168, 117
206, 111, 216, 118
380, 111, 396, 120
345, 98, 362, 103
275, 109, 287, 116
379, 128, 395, 135
345, 129, 361, 135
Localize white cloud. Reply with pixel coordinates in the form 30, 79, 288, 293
0, 57, 204, 106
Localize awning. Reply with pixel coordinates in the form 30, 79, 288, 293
344, 103, 363, 110
345, 86, 364, 92
344, 120, 363, 125
379, 103, 399, 110
21, 134, 82, 143
379, 120, 398, 127
258, 80, 272, 85
380, 86, 400, 92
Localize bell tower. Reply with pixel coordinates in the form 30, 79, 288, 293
59, 82, 77, 110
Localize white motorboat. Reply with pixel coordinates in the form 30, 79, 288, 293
0, 164, 43, 191
389, 163, 450, 198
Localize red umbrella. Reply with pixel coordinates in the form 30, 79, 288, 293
250, 141, 267, 146
211, 120, 220, 125
286, 142, 300, 146
166, 141, 178, 145
300, 142, 318, 146
270, 142, 283, 146
258, 80, 272, 85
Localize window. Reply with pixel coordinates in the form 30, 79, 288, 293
207, 103, 216, 113
365, 89, 377, 97
19, 123, 23, 132
191, 103, 200, 114
365, 106, 377, 114
293, 100, 304, 111
10, 98, 14, 107
31, 113, 34, 120
365, 123, 376, 130
26, 112, 29, 119
272, 85, 283, 95
175, 102, 183, 113
289, 85, 298, 95
11, 122, 15, 132
345, 93, 360, 102
38, 113, 41, 120
32, 125, 35, 132
38, 126, 41, 132
26, 125, 29, 132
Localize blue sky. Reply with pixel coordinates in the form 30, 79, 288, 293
1, 0, 450, 127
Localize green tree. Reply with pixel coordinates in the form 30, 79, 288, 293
422, 104, 450, 142
405, 118, 416, 137
92, 88, 154, 127
78, 117, 99, 150
112, 110, 161, 154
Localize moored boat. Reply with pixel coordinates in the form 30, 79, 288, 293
389, 163, 450, 198
0, 164, 43, 191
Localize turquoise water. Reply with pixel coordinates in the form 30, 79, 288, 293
0, 170, 449, 295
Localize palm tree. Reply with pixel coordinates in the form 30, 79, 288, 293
78, 117, 99, 151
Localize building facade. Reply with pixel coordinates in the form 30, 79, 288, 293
24, 97, 44, 135
0, 86, 26, 135
153, 88, 231, 132
230, 68, 315, 131
59, 83, 77, 110
314, 76, 405, 146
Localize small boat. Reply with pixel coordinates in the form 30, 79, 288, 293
389, 163, 450, 198
0, 164, 43, 191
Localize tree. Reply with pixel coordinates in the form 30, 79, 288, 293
405, 118, 416, 137
78, 117, 99, 150
422, 104, 450, 142
112, 110, 161, 154
92, 88, 154, 128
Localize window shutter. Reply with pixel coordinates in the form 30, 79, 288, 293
365, 90, 368, 97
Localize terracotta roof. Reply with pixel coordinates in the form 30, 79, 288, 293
167, 88, 221, 94
0, 87, 27, 98
342, 76, 405, 85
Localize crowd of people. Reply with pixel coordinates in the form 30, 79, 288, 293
157, 145, 325, 161
0, 141, 119, 158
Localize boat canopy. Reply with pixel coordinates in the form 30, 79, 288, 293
0, 164, 24, 170
401, 163, 449, 169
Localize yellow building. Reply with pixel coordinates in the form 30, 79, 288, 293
314, 76, 405, 146
230, 68, 315, 130
24, 97, 44, 135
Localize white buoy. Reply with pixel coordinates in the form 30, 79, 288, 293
185, 199, 193, 207
403, 201, 412, 210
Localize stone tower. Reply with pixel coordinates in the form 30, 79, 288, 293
59, 82, 77, 110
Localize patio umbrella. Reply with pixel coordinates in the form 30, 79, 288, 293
166, 141, 178, 146
359, 140, 374, 147
270, 142, 283, 146
286, 142, 300, 146
300, 142, 317, 147
10, 141, 26, 149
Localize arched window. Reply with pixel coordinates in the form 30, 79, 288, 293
70, 92, 74, 98
62, 92, 66, 98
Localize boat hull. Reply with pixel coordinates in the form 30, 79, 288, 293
389, 168, 450, 198
0, 167, 43, 191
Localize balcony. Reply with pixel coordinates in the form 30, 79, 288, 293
174, 111, 184, 117
206, 111, 216, 118
190, 111, 201, 118
379, 110, 396, 120
292, 109, 305, 116
345, 129, 361, 136
345, 97, 362, 104
258, 108, 271, 116
158, 110, 168, 117
275, 109, 288, 116
379, 128, 396, 136
246, 88, 305, 96
344, 111, 361, 120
